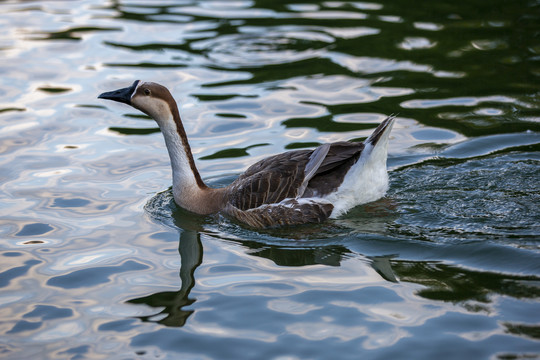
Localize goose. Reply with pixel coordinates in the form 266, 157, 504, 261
98, 80, 395, 228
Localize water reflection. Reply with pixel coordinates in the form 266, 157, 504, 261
395, 261, 540, 308
137, 192, 539, 339
128, 228, 202, 327
132, 196, 400, 327
130, 197, 539, 344
128, 199, 205, 327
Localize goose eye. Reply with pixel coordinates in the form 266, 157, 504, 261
143, 88, 151, 96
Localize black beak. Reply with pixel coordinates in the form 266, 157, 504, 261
98, 80, 140, 105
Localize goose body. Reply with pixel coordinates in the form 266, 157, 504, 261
99, 80, 395, 228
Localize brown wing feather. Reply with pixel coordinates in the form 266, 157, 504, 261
221, 119, 393, 228
315, 141, 364, 174
224, 200, 334, 228
225, 142, 365, 210
227, 150, 312, 210
304, 142, 365, 197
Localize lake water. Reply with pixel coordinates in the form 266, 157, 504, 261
1, 0, 539, 359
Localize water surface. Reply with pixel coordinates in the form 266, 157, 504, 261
0, 0, 539, 359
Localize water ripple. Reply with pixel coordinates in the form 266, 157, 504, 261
1, 0, 539, 359
192, 31, 330, 68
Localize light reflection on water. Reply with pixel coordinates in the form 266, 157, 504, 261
0, 0, 539, 359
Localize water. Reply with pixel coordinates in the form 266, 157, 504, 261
1, 0, 539, 359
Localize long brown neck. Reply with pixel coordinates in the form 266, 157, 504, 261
156, 99, 227, 214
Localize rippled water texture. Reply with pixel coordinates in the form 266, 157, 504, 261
1, 1, 539, 359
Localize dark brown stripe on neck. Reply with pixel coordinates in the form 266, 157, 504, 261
167, 97, 207, 189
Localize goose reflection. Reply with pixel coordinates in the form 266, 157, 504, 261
127, 201, 399, 327
127, 228, 202, 327
127, 205, 205, 327
128, 199, 540, 336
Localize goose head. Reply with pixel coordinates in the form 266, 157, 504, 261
98, 80, 178, 125
98, 80, 214, 212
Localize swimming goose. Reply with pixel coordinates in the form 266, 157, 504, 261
99, 80, 395, 228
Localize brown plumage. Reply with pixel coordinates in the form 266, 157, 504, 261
221, 142, 365, 227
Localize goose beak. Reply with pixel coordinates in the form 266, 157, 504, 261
98, 80, 140, 105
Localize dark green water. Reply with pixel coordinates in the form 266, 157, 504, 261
1, 1, 539, 359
